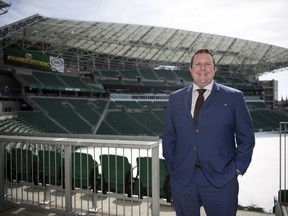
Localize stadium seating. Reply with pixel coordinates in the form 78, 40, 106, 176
101, 111, 152, 135
0, 118, 42, 133
19, 74, 41, 89
122, 80, 142, 87
138, 69, 158, 80
66, 99, 101, 125
100, 70, 122, 78
18, 111, 65, 133
1, 64, 288, 135
58, 74, 89, 89
250, 110, 288, 131
153, 69, 178, 81
31, 97, 92, 133
33, 71, 66, 89
18, 71, 104, 93
120, 70, 141, 79
128, 111, 163, 135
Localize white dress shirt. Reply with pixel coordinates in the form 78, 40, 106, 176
191, 80, 214, 118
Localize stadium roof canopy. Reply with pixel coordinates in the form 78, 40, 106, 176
1, 14, 288, 77
0, 0, 10, 15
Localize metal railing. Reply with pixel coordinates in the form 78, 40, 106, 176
279, 122, 288, 204
0, 133, 168, 216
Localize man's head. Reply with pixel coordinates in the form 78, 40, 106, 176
189, 49, 217, 88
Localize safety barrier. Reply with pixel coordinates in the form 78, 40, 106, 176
0, 133, 170, 216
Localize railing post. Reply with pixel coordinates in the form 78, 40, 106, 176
64, 145, 73, 213
151, 141, 160, 216
0, 144, 4, 204
279, 122, 288, 204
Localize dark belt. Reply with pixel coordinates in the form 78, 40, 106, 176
195, 160, 200, 168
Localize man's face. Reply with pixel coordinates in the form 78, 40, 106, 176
189, 53, 217, 88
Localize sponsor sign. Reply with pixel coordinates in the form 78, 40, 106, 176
4, 47, 64, 73
50, 57, 64, 73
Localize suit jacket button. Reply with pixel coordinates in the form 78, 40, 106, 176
195, 129, 200, 133
193, 147, 198, 151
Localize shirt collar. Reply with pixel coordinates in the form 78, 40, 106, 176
193, 80, 214, 92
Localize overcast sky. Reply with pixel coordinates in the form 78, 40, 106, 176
0, 0, 288, 100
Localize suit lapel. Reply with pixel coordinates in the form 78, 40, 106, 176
202, 82, 219, 110
184, 86, 193, 121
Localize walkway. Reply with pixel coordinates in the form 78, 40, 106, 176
0, 205, 275, 216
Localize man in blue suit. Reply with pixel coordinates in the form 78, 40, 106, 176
162, 49, 255, 216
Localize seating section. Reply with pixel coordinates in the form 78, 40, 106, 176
120, 70, 141, 79
99, 111, 152, 135
153, 69, 178, 81
250, 110, 288, 131
18, 71, 105, 93
138, 69, 158, 80
11, 94, 288, 134
94, 67, 269, 92
127, 111, 163, 135
33, 71, 66, 89
247, 101, 268, 109
20, 74, 41, 89
0, 118, 41, 133
66, 99, 101, 125
17, 111, 66, 133
57, 74, 89, 89
19, 96, 165, 135
1, 66, 287, 134
31, 97, 93, 133
98, 100, 165, 135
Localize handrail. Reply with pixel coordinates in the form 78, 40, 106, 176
0, 133, 161, 216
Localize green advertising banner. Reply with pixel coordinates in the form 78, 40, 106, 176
4, 47, 50, 71
3, 47, 64, 73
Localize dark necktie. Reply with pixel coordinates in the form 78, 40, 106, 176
194, 89, 206, 124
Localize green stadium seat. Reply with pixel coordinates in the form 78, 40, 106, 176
37, 150, 64, 186
72, 152, 100, 191
4, 148, 11, 181
135, 157, 171, 202
99, 154, 133, 196
10, 148, 37, 183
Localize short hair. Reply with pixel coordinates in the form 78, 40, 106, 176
190, 49, 216, 66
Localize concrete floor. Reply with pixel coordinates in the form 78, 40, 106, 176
1, 182, 275, 216
0, 204, 275, 216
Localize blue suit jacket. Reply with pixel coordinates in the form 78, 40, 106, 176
162, 82, 255, 188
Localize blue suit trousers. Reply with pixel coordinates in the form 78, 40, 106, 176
170, 167, 239, 216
